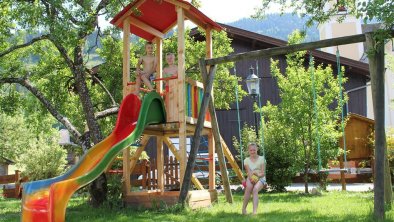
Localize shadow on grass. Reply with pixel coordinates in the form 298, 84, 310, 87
65, 208, 378, 222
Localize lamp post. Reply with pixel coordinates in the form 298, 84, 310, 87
245, 66, 260, 138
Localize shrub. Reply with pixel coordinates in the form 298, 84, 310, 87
17, 131, 67, 180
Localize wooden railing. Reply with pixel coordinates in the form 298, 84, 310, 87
0, 170, 28, 198
130, 157, 180, 191
126, 75, 211, 126
185, 78, 211, 123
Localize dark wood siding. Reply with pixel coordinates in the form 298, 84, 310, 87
216, 36, 368, 154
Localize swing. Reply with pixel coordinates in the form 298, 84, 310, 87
310, 49, 349, 174
234, 62, 267, 188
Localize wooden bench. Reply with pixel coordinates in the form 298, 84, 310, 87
0, 170, 27, 198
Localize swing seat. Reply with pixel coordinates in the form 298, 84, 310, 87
318, 168, 349, 173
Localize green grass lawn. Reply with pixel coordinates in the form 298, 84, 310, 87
1, 191, 394, 222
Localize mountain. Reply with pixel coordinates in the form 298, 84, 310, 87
225, 13, 319, 42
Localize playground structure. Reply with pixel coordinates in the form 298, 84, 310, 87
110, 0, 243, 208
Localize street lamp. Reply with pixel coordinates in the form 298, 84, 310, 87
245, 66, 260, 138
246, 66, 260, 99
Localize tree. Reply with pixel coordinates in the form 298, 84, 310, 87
0, 0, 244, 207
262, 31, 345, 193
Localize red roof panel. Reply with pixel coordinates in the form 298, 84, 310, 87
110, 0, 223, 41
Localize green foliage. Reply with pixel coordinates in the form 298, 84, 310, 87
260, 31, 345, 190
232, 123, 258, 160
262, 103, 301, 191
163, 28, 247, 109
16, 130, 67, 181
104, 174, 123, 209
0, 113, 35, 161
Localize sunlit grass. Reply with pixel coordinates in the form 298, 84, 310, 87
2, 191, 394, 222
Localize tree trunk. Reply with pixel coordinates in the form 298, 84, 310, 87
73, 46, 106, 207
385, 156, 392, 205
366, 32, 385, 220
89, 173, 108, 207
304, 165, 309, 193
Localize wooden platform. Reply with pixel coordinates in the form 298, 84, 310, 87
144, 122, 211, 137
123, 189, 217, 209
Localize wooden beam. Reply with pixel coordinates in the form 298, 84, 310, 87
163, 137, 204, 190
184, 10, 207, 30
156, 38, 163, 94
200, 63, 233, 203
129, 135, 151, 178
163, 0, 191, 10
205, 33, 367, 65
176, 6, 187, 186
179, 62, 217, 204
157, 136, 164, 193
220, 137, 244, 181
122, 18, 131, 97
114, 0, 147, 27
366, 33, 385, 220
208, 132, 215, 190
128, 17, 165, 39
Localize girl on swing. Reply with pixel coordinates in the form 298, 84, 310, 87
242, 142, 266, 215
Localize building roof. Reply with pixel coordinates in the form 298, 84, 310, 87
111, 0, 223, 42
0, 156, 14, 165
347, 112, 375, 124
217, 23, 370, 80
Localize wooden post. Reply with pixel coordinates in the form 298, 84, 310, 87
202, 75, 233, 204
176, 6, 187, 186
208, 132, 215, 190
157, 136, 164, 193
366, 32, 385, 220
122, 18, 130, 96
122, 18, 131, 195
156, 38, 163, 94
15, 170, 20, 197
179, 61, 217, 204
206, 27, 215, 191
205, 28, 212, 59
339, 156, 346, 191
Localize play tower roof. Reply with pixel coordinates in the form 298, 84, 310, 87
110, 0, 223, 42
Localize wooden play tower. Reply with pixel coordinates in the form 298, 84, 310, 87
110, 0, 243, 208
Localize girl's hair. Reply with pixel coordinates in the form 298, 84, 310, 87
247, 142, 258, 149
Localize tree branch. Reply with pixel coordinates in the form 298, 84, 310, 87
0, 77, 83, 145
95, 0, 110, 15
86, 68, 117, 107
95, 107, 119, 119
0, 35, 50, 58
47, 35, 75, 71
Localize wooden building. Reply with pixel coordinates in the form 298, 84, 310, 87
200, 24, 371, 154
0, 157, 14, 176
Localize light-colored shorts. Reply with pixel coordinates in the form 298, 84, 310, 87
259, 177, 267, 185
